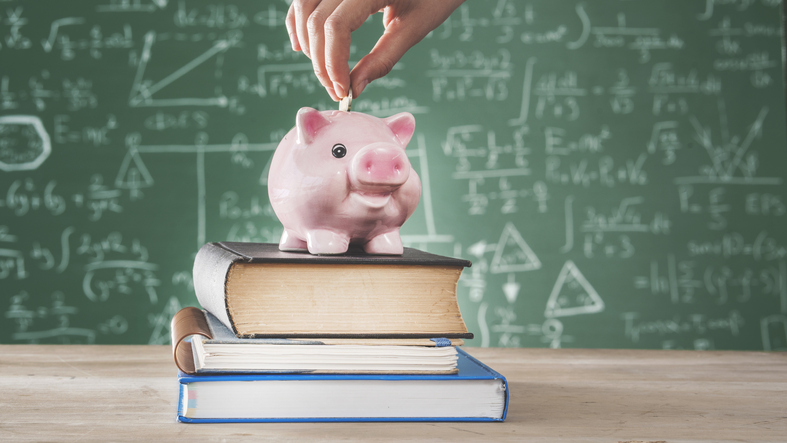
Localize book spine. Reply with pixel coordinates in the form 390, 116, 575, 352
455, 348, 510, 421
192, 243, 243, 334
170, 307, 213, 374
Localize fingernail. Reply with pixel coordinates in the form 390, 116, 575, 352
333, 82, 346, 99
355, 80, 369, 96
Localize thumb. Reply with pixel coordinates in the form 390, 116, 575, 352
349, 20, 421, 97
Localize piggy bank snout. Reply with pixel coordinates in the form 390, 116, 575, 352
351, 144, 411, 188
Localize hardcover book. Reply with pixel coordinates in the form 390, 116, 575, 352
176, 347, 509, 423
192, 242, 473, 339
170, 307, 464, 375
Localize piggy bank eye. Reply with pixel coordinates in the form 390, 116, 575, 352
332, 144, 347, 158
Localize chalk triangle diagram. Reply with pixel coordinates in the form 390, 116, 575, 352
544, 260, 604, 318
490, 222, 541, 274
128, 31, 235, 107
116, 148, 154, 190
148, 296, 182, 345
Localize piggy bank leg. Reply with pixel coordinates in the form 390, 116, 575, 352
306, 230, 350, 255
279, 229, 308, 251
364, 230, 404, 255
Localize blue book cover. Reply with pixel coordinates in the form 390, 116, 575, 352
177, 347, 509, 423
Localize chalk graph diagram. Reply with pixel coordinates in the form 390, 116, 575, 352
128, 31, 238, 108
677, 103, 778, 186
116, 132, 452, 250
401, 134, 455, 248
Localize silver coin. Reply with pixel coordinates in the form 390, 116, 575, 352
339, 87, 352, 112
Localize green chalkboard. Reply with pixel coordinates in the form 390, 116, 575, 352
2, 0, 786, 350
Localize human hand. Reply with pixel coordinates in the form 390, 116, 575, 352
286, 0, 465, 101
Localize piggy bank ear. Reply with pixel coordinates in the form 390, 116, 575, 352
383, 112, 415, 147
296, 107, 330, 144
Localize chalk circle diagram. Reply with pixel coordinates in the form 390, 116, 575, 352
0, 116, 52, 171
545, 260, 604, 318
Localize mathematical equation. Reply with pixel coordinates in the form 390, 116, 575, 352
1, 0, 785, 351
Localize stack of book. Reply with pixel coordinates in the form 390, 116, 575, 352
171, 242, 509, 422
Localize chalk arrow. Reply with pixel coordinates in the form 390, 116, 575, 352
503, 273, 521, 304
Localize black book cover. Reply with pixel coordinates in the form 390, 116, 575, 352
193, 242, 474, 339
216, 242, 472, 268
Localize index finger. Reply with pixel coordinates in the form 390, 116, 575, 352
323, 0, 385, 98
285, 3, 300, 51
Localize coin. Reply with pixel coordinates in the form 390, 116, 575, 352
339, 87, 352, 112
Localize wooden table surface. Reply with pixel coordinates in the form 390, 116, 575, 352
1, 346, 785, 442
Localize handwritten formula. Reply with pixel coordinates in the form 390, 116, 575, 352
1, 0, 785, 350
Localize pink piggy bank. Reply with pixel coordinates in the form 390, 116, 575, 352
267, 107, 421, 255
